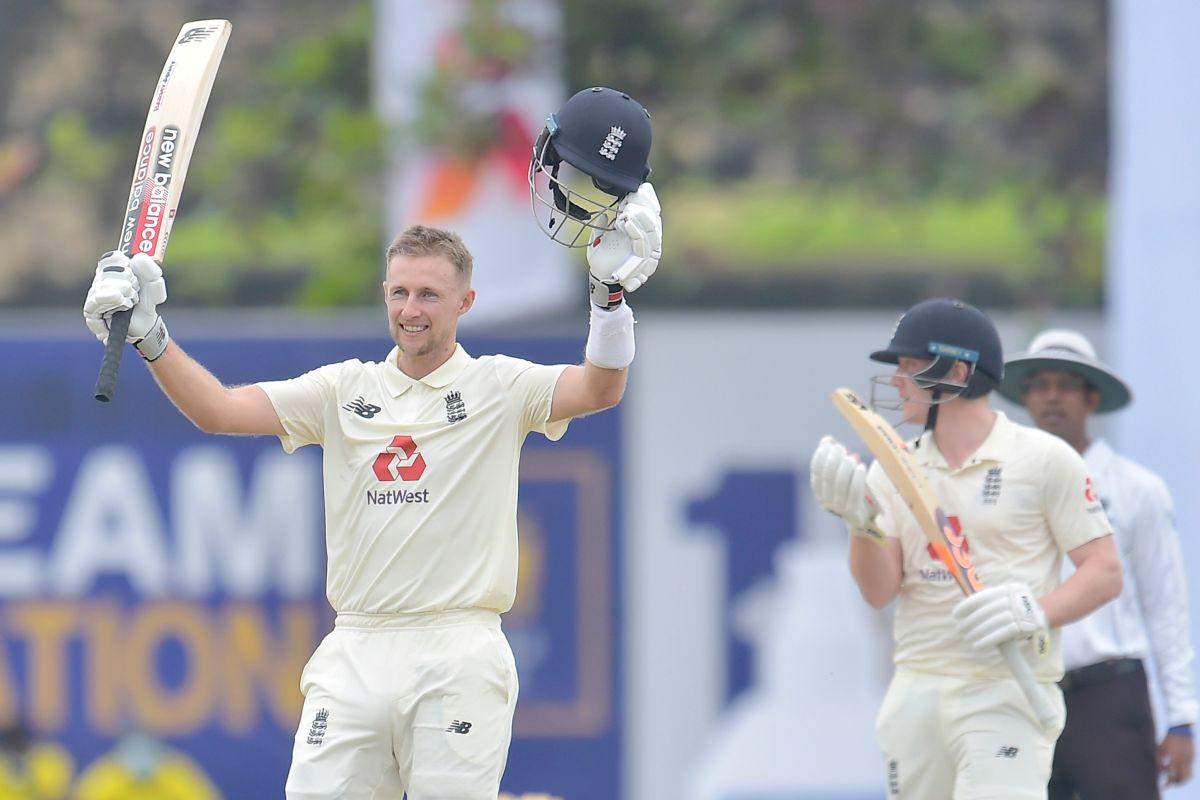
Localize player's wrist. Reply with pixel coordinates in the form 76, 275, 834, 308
589, 272, 624, 310
1169, 724, 1194, 738
585, 302, 635, 369
134, 315, 170, 362
849, 522, 886, 543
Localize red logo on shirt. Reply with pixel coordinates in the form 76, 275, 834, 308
372, 435, 427, 482
1084, 477, 1098, 503
926, 515, 970, 560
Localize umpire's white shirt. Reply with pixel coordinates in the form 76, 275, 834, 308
258, 344, 568, 616
1060, 438, 1198, 727
867, 411, 1112, 682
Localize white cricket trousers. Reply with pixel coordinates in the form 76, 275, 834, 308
875, 670, 1065, 799
285, 609, 518, 800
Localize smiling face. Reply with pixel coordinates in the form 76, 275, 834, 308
383, 253, 474, 375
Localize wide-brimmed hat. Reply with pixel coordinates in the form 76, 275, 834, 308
998, 329, 1132, 413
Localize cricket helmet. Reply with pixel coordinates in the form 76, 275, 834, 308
529, 86, 653, 247
871, 298, 1003, 398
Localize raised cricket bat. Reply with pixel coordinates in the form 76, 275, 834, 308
93, 20, 232, 402
831, 387, 1058, 729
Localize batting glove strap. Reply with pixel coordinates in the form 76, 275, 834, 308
589, 273, 624, 310
135, 316, 170, 362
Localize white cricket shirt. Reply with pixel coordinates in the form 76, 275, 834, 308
1060, 438, 1197, 726
258, 344, 569, 615
867, 411, 1113, 681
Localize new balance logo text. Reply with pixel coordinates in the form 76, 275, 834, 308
996, 746, 1019, 758
446, 720, 473, 734
983, 466, 1002, 505
445, 390, 467, 423
599, 126, 626, 160
344, 397, 382, 418
307, 709, 330, 745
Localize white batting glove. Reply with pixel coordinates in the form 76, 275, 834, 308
83, 251, 170, 361
810, 435, 882, 539
586, 181, 662, 297
953, 583, 1049, 653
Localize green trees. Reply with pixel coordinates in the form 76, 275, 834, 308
0, 0, 1108, 308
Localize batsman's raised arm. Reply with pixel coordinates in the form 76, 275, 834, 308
549, 181, 661, 423
83, 251, 284, 437
144, 344, 285, 436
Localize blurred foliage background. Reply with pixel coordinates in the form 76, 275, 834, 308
0, 0, 1107, 311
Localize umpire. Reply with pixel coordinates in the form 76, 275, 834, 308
1001, 329, 1197, 798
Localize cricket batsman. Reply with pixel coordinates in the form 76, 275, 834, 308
809, 299, 1123, 798
81, 86, 661, 799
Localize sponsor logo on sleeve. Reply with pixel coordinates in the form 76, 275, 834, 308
1084, 476, 1105, 513
307, 708, 330, 745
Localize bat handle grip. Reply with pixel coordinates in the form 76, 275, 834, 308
999, 639, 1060, 730
94, 309, 132, 402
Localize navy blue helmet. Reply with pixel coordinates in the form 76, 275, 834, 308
871, 298, 1003, 398
529, 87, 652, 247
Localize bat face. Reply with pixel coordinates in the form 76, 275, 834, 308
119, 125, 182, 260
117, 20, 231, 264
94, 19, 231, 402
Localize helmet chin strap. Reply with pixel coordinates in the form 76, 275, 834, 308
925, 388, 941, 431
912, 355, 964, 432
547, 163, 594, 225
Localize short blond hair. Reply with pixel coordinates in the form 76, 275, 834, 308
384, 225, 473, 283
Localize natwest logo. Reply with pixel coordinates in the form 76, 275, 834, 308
372, 435, 426, 482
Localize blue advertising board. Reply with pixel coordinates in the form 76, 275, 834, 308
0, 331, 620, 799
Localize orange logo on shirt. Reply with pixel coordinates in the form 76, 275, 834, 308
372, 435, 427, 481
1084, 477, 1098, 503
926, 516, 969, 561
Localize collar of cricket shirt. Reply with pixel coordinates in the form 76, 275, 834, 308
382, 343, 472, 397
913, 410, 1015, 472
